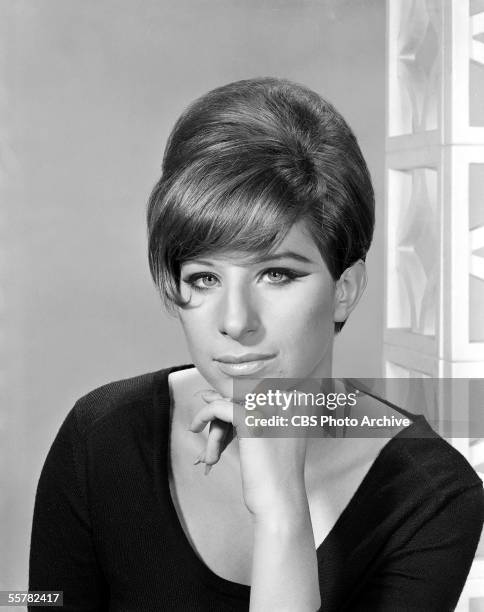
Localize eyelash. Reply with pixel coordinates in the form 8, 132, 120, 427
182, 268, 305, 293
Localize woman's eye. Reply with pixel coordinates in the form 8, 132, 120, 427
266, 270, 286, 282
263, 269, 298, 284
184, 273, 219, 291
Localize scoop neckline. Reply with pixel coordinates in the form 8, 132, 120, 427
152, 364, 430, 600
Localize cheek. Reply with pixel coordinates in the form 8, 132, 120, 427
271, 292, 334, 378
306, 292, 335, 332
277, 283, 334, 336
177, 311, 210, 355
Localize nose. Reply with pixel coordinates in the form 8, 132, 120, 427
218, 284, 261, 340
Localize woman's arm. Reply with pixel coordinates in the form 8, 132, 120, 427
250, 491, 320, 612
191, 392, 321, 612
29, 406, 107, 611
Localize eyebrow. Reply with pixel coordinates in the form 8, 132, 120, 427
250, 251, 315, 264
185, 251, 316, 266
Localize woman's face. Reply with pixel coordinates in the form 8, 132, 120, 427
177, 221, 339, 398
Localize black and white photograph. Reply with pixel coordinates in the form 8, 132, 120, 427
2, 1, 484, 610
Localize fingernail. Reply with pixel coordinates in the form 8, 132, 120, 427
197, 390, 222, 402
195, 389, 215, 396
201, 392, 218, 401
193, 456, 202, 465
204, 464, 212, 476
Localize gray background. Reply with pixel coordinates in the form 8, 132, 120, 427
1, 0, 385, 589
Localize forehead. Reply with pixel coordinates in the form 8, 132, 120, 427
188, 221, 323, 266
272, 222, 320, 255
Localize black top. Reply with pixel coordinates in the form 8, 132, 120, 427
29, 365, 484, 611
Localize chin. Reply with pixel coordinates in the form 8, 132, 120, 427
193, 361, 230, 395
200, 363, 260, 401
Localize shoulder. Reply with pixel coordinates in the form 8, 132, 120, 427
386, 416, 483, 493
68, 367, 172, 437
350, 419, 484, 565
55, 363, 194, 445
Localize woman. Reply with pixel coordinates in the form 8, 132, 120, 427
29, 78, 484, 611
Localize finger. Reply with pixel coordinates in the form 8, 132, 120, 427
198, 390, 237, 406
194, 389, 225, 402
193, 452, 205, 465
189, 399, 234, 432
204, 419, 231, 465
218, 423, 236, 456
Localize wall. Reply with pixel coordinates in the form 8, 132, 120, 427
1, 0, 385, 588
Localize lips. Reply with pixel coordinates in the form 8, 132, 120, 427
214, 353, 276, 377
214, 353, 276, 364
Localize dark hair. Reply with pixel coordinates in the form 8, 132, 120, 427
147, 77, 374, 333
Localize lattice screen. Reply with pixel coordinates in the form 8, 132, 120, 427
385, 1, 484, 608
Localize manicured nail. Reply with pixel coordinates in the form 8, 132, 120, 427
204, 464, 212, 476
201, 392, 218, 401
196, 390, 222, 402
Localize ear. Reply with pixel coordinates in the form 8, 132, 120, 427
333, 260, 367, 324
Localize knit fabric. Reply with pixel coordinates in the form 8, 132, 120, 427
29, 364, 484, 611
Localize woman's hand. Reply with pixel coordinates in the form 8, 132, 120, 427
189, 389, 321, 611
190, 390, 235, 473
189, 389, 308, 518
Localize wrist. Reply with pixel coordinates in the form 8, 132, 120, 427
252, 494, 311, 528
